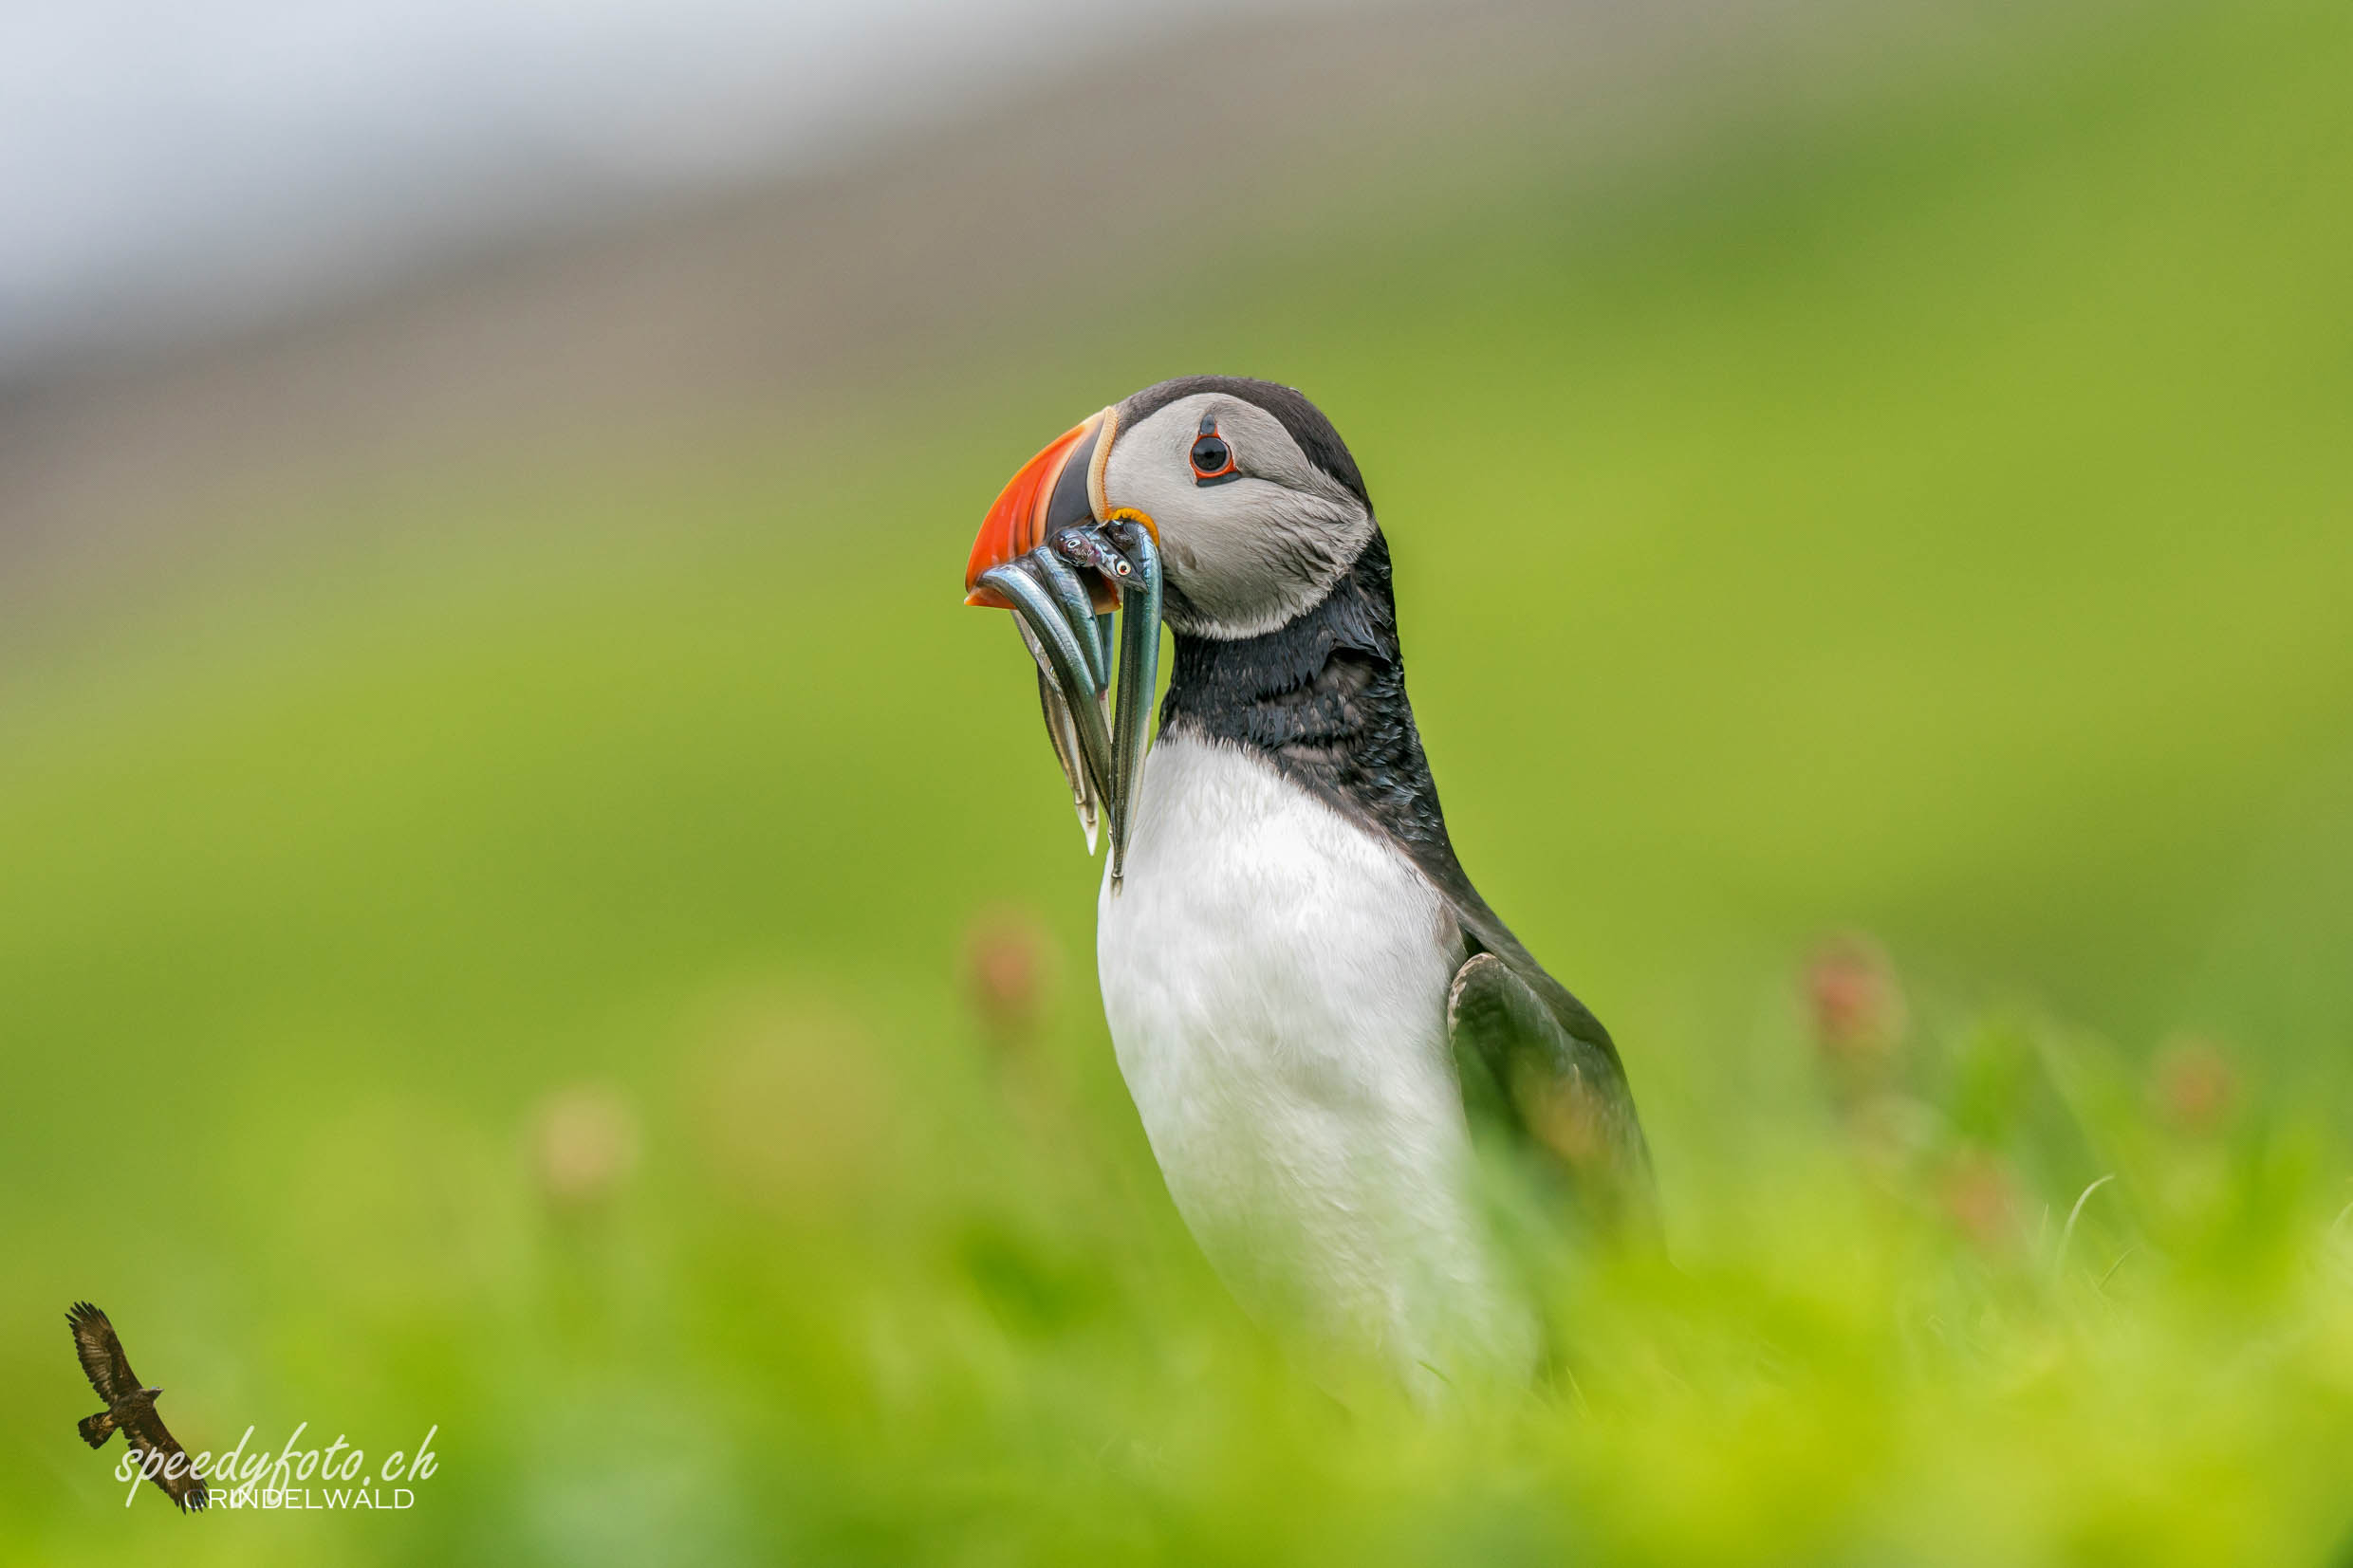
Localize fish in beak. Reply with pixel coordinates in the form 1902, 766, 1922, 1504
964, 405, 1162, 885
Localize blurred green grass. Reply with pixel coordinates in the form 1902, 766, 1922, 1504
6, 0, 2353, 1559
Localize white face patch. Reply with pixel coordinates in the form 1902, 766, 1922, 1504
1103, 392, 1373, 639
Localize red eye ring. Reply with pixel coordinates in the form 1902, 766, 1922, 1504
1190, 425, 1238, 485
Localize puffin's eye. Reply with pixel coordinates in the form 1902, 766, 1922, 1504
1190, 429, 1238, 486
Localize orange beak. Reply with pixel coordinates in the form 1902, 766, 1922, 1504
963, 407, 1116, 609
959, 400, 1164, 888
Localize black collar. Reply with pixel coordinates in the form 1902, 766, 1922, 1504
1159, 528, 1454, 868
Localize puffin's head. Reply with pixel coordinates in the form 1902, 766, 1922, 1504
959, 376, 1371, 882
964, 376, 1374, 639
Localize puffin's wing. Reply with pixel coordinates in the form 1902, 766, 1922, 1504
1446, 950, 1655, 1230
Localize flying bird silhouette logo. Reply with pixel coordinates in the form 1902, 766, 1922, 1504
67, 1301, 208, 1512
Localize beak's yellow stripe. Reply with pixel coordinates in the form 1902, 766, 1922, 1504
1086, 403, 1119, 525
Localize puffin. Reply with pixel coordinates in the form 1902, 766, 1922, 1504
962, 376, 1652, 1398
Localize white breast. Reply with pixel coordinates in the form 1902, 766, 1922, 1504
1097, 731, 1536, 1398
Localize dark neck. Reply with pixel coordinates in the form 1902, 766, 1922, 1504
1158, 530, 1455, 863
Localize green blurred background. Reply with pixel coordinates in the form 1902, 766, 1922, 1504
5, 0, 2352, 1559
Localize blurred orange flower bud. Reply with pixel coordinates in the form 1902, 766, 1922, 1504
531, 1082, 639, 1213
1806, 931, 1907, 1080
962, 905, 1060, 1047
2152, 1035, 2236, 1135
